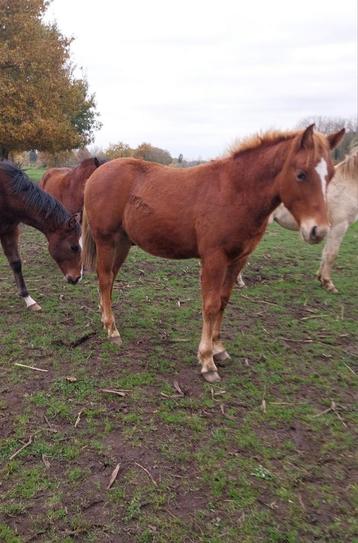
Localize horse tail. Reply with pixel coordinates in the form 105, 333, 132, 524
81, 207, 97, 271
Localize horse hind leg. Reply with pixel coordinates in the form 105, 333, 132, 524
317, 221, 348, 293
96, 231, 131, 344
236, 271, 246, 289
0, 227, 41, 311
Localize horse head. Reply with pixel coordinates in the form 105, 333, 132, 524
47, 215, 82, 284
278, 124, 345, 244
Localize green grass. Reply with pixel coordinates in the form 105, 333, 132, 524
0, 168, 356, 542
25, 165, 46, 183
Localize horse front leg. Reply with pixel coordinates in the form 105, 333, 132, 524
0, 227, 41, 311
214, 258, 248, 364
317, 221, 348, 293
198, 253, 228, 382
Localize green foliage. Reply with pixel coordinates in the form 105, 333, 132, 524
0, 524, 22, 543
0, 0, 100, 157
133, 142, 172, 165
104, 141, 173, 164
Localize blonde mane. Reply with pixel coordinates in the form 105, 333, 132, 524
336, 146, 358, 179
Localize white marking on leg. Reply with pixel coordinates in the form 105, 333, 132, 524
78, 236, 84, 281
315, 158, 328, 199
24, 295, 37, 308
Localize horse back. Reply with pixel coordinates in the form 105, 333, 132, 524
84, 158, 222, 258
40, 167, 71, 190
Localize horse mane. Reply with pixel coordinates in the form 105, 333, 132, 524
228, 129, 328, 159
336, 146, 358, 179
0, 161, 72, 227
229, 130, 296, 157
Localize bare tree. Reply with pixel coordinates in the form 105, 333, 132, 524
297, 116, 358, 161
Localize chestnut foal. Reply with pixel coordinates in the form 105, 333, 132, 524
40, 157, 101, 218
82, 126, 344, 381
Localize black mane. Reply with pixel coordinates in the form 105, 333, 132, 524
0, 160, 73, 228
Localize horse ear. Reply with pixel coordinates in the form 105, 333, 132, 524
74, 211, 81, 223
298, 124, 315, 149
94, 157, 100, 167
327, 128, 345, 150
66, 214, 78, 231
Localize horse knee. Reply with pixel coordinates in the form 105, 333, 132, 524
220, 295, 230, 311
203, 297, 221, 317
10, 260, 22, 273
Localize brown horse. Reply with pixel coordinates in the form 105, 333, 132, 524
0, 161, 82, 311
40, 157, 101, 217
82, 125, 344, 382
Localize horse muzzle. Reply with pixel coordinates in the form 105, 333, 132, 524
300, 222, 329, 244
66, 274, 81, 285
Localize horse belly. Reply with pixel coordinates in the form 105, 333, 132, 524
123, 198, 197, 259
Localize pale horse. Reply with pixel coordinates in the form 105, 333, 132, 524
237, 147, 358, 293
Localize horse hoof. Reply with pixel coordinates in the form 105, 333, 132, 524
28, 302, 42, 312
213, 351, 231, 366
201, 371, 221, 383
109, 335, 122, 346
327, 285, 338, 294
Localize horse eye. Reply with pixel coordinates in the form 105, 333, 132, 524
296, 171, 306, 181
71, 245, 80, 253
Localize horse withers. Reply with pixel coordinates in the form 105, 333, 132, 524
269, 146, 358, 293
40, 157, 101, 218
82, 125, 344, 382
0, 161, 82, 311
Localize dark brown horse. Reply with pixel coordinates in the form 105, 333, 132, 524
40, 157, 101, 217
0, 161, 82, 311
82, 125, 344, 382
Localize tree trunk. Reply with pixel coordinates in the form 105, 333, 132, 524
0, 146, 10, 160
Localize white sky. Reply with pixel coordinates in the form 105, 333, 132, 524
47, 0, 357, 160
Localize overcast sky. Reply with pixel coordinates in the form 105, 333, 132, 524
46, 0, 357, 159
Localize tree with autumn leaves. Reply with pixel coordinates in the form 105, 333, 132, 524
0, 0, 100, 159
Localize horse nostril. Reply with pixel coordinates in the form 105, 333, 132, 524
66, 275, 80, 285
310, 226, 318, 240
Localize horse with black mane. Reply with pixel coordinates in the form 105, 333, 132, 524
0, 161, 82, 311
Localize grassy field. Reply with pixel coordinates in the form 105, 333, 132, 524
0, 169, 357, 543
23, 166, 46, 183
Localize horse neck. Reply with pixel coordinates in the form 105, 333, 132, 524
336, 154, 358, 185
229, 142, 287, 214
14, 195, 68, 238
70, 166, 92, 191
